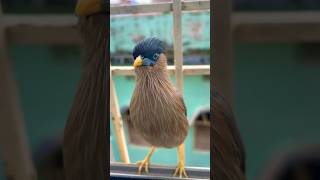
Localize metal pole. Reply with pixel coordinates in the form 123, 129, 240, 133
173, 0, 183, 93
110, 70, 130, 163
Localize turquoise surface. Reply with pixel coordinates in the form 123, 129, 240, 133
234, 43, 320, 180
0, 45, 81, 180
9, 45, 80, 149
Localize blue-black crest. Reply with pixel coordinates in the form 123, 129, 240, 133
132, 37, 165, 65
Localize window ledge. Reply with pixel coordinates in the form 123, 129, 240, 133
110, 162, 210, 180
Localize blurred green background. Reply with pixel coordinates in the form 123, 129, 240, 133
1, 0, 320, 180
234, 42, 320, 180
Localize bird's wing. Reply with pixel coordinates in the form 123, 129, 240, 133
121, 105, 131, 124
125, 109, 131, 123
177, 92, 187, 116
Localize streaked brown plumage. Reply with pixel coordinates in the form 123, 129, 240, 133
63, 14, 108, 180
129, 38, 189, 178
212, 87, 246, 180
130, 54, 189, 148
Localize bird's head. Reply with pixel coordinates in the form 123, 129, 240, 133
132, 37, 165, 68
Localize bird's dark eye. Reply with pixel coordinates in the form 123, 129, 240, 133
153, 53, 160, 60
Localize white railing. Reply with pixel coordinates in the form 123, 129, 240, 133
111, 65, 210, 76
110, 1, 209, 15
1, 11, 320, 45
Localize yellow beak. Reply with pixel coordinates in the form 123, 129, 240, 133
75, 0, 102, 16
133, 56, 143, 67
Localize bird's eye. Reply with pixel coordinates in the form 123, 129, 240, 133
153, 53, 160, 60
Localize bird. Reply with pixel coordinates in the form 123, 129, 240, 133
129, 37, 189, 178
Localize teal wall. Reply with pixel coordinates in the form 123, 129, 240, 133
10, 45, 80, 148
234, 43, 320, 180
0, 45, 81, 180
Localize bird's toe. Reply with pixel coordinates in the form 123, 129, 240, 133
136, 160, 150, 174
173, 162, 188, 178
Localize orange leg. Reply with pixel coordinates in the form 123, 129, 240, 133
136, 146, 155, 174
173, 143, 188, 178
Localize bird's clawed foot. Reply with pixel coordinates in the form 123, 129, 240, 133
173, 161, 188, 178
136, 158, 150, 175
136, 146, 155, 175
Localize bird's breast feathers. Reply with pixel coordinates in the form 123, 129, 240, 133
130, 82, 189, 148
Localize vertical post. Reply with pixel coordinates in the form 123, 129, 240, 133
0, 22, 36, 180
213, 0, 234, 105
173, 0, 183, 93
110, 70, 130, 163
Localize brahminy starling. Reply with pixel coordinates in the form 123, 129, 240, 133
129, 37, 189, 178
